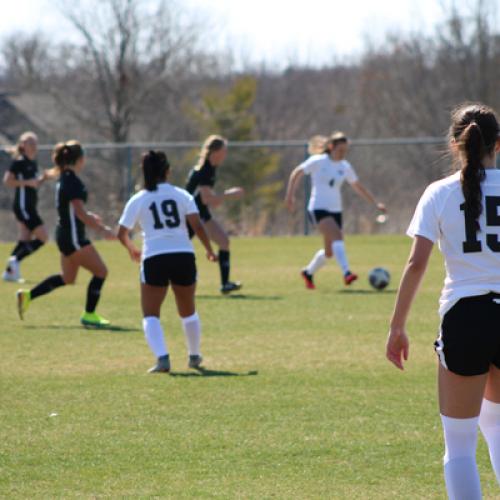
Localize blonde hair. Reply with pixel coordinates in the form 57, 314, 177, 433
9, 131, 38, 159
196, 134, 227, 169
307, 135, 328, 155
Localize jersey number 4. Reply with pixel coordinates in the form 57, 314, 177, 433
149, 200, 181, 229
461, 196, 500, 253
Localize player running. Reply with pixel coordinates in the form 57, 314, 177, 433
285, 132, 386, 289
185, 135, 244, 294
387, 103, 500, 499
16, 141, 116, 327
118, 150, 217, 373
2, 132, 48, 282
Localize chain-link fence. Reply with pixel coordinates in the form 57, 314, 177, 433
1, 137, 484, 242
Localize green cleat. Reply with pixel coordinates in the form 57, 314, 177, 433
16, 289, 31, 320
148, 355, 170, 373
80, 311, 110, 328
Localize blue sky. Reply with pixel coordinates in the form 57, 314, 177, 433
0, 0, 482, 66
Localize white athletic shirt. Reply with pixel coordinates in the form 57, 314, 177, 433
407, 169, 500, 317
119, 183, 198, 259
298, 153, 358, 212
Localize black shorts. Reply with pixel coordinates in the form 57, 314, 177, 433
141, 252, 197, 287
308, 210, 343, 229
13, 206, 43, 231
435, 292, 500, 376
55, 227, 91, 257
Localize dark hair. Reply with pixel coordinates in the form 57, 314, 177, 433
197, 135, 227, 168
53, 140, 84, 169
450, 103, 500, 231
142, 150, 169, 191
324, 131, 348, 153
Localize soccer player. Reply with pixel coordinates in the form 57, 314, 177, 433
285, 132, 386, 289
118, 151, 217, 372
386, 103, 500, 499
185, 135, 244, 294
16, 141, 116, 327
2, 132, 48, 282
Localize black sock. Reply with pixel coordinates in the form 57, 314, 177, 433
10, 241, 25, 257
31, 274, 65, 300
16, 240, 44, 262
218, 250, 230, 285
85, 276, 105, 313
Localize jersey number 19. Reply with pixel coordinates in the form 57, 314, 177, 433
461, 196, 500, 253
149, 200, 180, 229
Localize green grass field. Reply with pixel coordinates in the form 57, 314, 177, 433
0, 235, 498, 499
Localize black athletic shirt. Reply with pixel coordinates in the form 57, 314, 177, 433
185, 160, 216, 211
56, 169, 88, 240
9, 156, 39, 211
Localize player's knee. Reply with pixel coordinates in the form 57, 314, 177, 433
63, 276, 76, 285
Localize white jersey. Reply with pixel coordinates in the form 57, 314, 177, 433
119, 183, 198, 260
407, 169, 500, 317
299, 154, 358, 212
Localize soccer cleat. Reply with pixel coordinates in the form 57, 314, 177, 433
16, 289, 31, 320
220, 281, 242, 294
148, 355, 170, 373
80, 312, 111, 328
3, 258, 21, 282
301, 270, 315, 290
188, 354, 203, 369
344, 271, 358, 286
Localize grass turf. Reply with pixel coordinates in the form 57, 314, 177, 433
0, 235, 498, 498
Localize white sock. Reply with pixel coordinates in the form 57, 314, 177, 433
306, 249, 327, 275
142, 316, 168, 357
332, 240, 349, 275
441, 414, 481, 500
181, 312, 201, 356
479, 399, 500, 484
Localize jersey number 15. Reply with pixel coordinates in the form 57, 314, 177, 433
149, 200, 181, 229
461, 196, 500, 253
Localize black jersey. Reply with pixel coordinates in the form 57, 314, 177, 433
186, 160, 216, 203
9, 156, 39, 212
56, 169, 88, 244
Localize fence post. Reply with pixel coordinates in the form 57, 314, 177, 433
303, 142, 310, 235
126, 146, 133, 199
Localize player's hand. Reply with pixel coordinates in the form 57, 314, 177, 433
386, 326, 409, 371
206, 250, 217, 262
25, 179, 40, 188
128, 247, 141, 262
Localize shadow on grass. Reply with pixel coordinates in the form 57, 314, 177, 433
197, 294, 283, 301
24, 324, 140, 333
338, 288, 396, 295
169, 367, 259, 378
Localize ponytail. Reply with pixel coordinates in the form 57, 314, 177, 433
142, 150, 169, 191
196, 135, 227, 168
308, 135, 328, 155
460, 122, 486, 230
52, 140, 84, 170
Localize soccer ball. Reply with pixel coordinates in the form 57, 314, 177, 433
368, 267, 390, 290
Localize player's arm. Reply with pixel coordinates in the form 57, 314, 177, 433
2, 171, 40, 188
285, 166, 305, 212
350, 181, 386, 212
386, 235, 434, 370
117, 225, 141, 262
71, 199, 116, 239
186, 213, 217, 262
199, 186, 244, 208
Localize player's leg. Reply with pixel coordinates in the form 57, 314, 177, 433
4, 221, 31, 281
74, 245, 109, 326
480, 365, 500, 484
204, 218, 241, 293
438, 364, 486, 500
141, 283, 170, 372
16, 251, 74, 320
